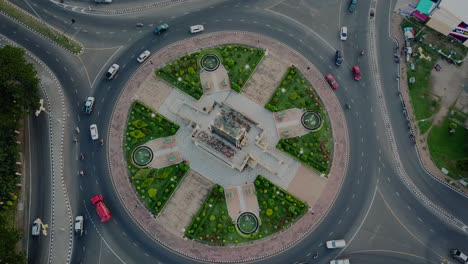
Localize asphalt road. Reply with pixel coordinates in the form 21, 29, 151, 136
2, 0, 467, 263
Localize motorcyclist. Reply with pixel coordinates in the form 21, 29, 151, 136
79, 170, 84, 176
360, 50, 365, 56
80, 153, 84, 160
100, 139, 104, 146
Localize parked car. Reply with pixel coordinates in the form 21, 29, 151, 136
325, 73, 339, 89
137, 50, 150, 63
105, 64, 119, 80
348, 0, 357, 12
74, 216, 84, 237
154, 23, 169, 34
352, 65, 362, 81
31, 218, 41, 236
326, 239, 346, 249
335, 50, 343, 66
450, 249, 468, 263
94, 0, 112, 3
91, 195, 112, 223
340, 27, 348, 40
190, 25, 204, 34
84, 97, 95, 114
330, 259, 350, 264
90, 124, 99, 140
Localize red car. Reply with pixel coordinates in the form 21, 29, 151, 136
91, 195, 112, 223
352, 65, 362, 81
325, 73, 339, 89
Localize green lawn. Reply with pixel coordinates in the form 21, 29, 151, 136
124, 101, 179, 157
185, 176, 307, 245
450, 108, 467, 124
265, 66, 332, 174
156, 52, 203, 100
124, 100, 187, 215
131, 163, 189, 215
407, 59, 437, 120
218, 45, 264, 92
156, 45, 264, 98
428, 117, 468, 179
418, 120, 432, 135
0, 0, 82, 54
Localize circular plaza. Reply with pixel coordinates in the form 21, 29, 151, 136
108, 32, 348, 262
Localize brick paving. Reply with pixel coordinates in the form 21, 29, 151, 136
390, 15, 468, 195
107, 31, 349, 262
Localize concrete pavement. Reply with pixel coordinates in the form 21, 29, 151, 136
107, 31, 349, 262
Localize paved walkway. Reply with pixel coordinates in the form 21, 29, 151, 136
107, 31, 349, 262
391, 15, 468, 195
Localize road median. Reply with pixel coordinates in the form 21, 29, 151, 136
0, 0, 83, 54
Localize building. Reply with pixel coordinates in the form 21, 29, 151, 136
414, 0, 468, 47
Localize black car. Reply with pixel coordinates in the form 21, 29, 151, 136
335, 50, 343, 66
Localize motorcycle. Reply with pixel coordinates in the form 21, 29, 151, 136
79, 170, 84, 176
360, 50, 365, 56
80, 153, 84, 160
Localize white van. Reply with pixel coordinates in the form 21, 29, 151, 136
75, 216, 84, 236
326, 239, 346, 249
190, 25, 204, 34
330, 259, 350, 264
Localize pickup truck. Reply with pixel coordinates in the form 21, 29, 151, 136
91, 195, 112, 223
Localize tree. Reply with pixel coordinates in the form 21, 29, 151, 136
448, 122, 457, 134
0, 212, 26, 263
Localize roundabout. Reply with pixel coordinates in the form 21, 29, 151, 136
107, 31, 349, 262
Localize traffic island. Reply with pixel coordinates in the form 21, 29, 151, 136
108, 31, 349, 262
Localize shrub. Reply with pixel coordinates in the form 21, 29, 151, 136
289, 92, 298, 100
148, 188, 157, 197
266, 209, 273, 216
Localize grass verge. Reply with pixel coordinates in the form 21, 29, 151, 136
428, 117, 468, 179
0, 0, 82, 54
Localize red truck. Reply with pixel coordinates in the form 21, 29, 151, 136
91, 195, 112, 223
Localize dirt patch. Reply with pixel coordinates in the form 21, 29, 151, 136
241, 52, 290, 106
429, 58, 468, 125
156, 170, 213, 237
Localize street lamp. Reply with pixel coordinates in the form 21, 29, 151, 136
64, 18, 76, 36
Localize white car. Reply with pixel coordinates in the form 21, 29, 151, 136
326, 239, 346, 249
137, 50, 150, 63
330, 259, 350, 264
84, 97, 95, 114
190, 25, 204, 34
340, 27, 348, 40
74, 216, 84, 236
31, 218, 41, 236
105, 64, 119, 80
90, 124, 99, 140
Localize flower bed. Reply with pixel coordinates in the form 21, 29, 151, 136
124, 101, 187, 215
184, 176, 307, 245
125, 101, 179, 158
156, 45, 265, 99
131, 163, 189, 215
265, 66, 332, 174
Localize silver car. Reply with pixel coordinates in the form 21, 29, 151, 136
31, 218, 41, 236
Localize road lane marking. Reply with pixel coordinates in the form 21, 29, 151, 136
338, 219, 342, 225
418, 217, 423, 223
407, 206, 411, 210
396, 192, 400, 196
329, 232, 334, 237
122, 231, 127, 237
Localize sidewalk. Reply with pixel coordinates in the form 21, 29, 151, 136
107, 31, 349, 262
390, 15, 468, 195
0, 36, 74, 263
